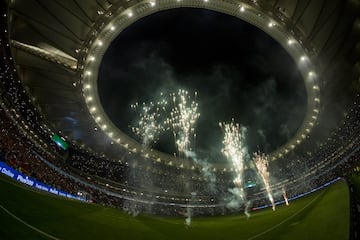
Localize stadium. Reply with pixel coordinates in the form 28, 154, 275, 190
0, 0, 360, 239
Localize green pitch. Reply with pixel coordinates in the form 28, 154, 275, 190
0, 175, 349, 240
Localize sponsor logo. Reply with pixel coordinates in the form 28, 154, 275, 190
16, 175, 34, 186
2, 168, 15, 178
49, 188, 59, 194
35, 183, 49, 192
59, 192, 67, 197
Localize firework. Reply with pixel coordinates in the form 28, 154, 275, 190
220, 120, 247, 210
244, 201, 251, 218
282, 186, 289, 206
130, 100, 167, 146
167, 89, 200, 158
220, 121, 246, 189
253, 152, 275, 211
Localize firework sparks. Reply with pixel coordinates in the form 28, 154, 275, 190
167, 89, 200, 158
253, 152, 275, 211
220, 120, 247, 208
220, 121, 246, 191
130, 100, 168, 146
282, 186, 289, 206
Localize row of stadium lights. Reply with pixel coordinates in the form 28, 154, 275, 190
285, 52, 320, 159
82, 0, 320, 166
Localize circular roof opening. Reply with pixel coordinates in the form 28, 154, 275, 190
97, 8, 307, 163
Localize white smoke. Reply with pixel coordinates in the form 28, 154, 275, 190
185, 207, 192, 226
226, 187, 244, 209
184, 150, 217, 193
122, 200, 140, 217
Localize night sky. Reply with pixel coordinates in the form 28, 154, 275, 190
98, 8, 307, 163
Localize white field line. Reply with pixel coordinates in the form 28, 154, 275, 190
0, 204, 60, 240
248, 192, 323, 240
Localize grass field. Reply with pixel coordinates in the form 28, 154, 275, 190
0, 175, 350, 240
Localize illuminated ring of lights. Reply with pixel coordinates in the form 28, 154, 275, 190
79, 0, 320, 166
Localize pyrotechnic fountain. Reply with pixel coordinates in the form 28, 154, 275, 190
253, 152, 275, 211
219, 120, 249, 216
282, 186, 289, 206
130, 90, 216, 224
129, 99, 169, 214
166, 89, 200, 226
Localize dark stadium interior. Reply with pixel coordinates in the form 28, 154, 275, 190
0, 0, 360, 239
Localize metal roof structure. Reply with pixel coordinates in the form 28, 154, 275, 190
6, 0, 360, 169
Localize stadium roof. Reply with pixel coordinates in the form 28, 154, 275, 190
6, 0, 360, 169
